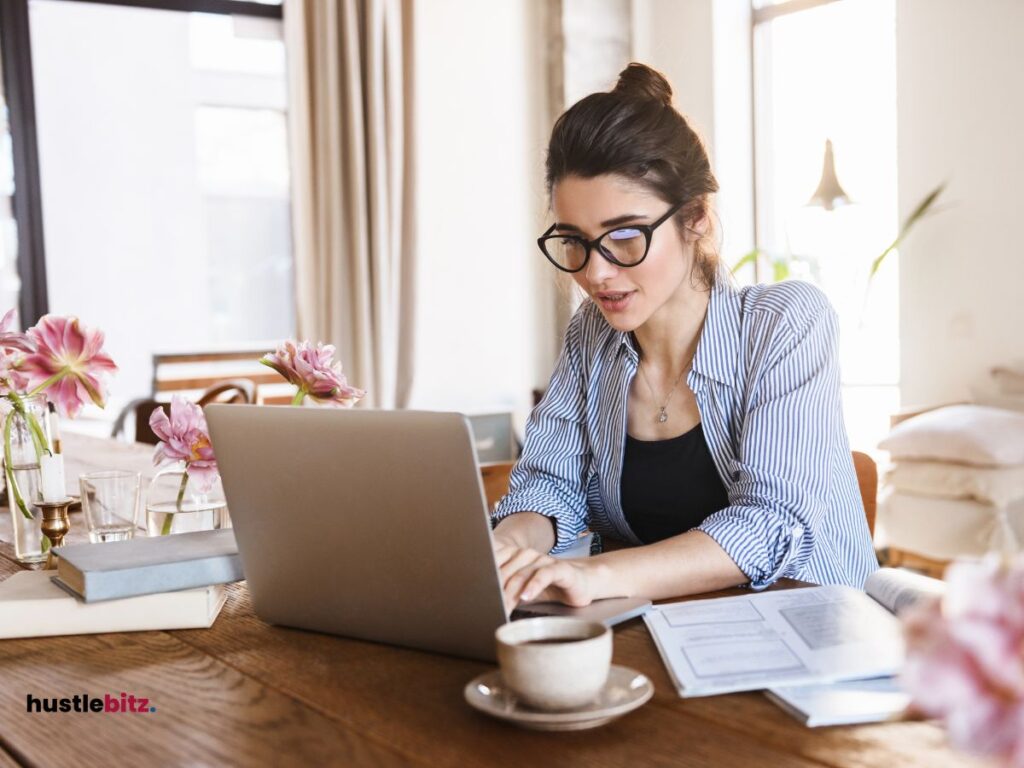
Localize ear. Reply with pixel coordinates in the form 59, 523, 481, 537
684, 213, 709, 243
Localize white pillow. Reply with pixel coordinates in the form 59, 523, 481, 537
886, 460, 1024, 507
877, 490, 1024, 559
878, 405, 1024, 466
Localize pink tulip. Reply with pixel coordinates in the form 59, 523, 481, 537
261, 340, 365, 407
0, 351, 29, 396
0, 309, 35, 354
21, 315, 117, 418
901, 555, 1024, 766
149, 396, 219, 493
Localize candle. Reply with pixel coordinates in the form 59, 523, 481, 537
48, 402, 61, 454
40, 453, 66, 503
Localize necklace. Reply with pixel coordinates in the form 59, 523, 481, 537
638, 356, 693, 424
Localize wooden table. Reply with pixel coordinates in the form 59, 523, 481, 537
0, 439, 981, 767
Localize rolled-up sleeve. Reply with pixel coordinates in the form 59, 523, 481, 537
697, 303, 841, 589
492, 312, 591, 554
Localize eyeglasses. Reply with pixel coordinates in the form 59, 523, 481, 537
537, 201, 685, 273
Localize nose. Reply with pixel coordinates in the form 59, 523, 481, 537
583, 245, 619, 285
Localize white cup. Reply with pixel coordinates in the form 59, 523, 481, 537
495, 617, 612, 711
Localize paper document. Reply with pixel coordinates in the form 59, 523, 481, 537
644, 585, 905, 697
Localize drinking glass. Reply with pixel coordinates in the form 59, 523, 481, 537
79, 470, 141, 543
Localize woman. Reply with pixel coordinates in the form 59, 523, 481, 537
492, 63, 878, 609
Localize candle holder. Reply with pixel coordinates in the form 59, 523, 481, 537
37, 497, 74, 570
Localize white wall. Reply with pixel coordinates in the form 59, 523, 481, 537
409, 0, 554, 423
631, 0, 755, 263
897, 0, 1024, 406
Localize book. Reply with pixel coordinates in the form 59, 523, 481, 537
644, 583, 907, 698
765, 676, 911, 727
861, 566, 946, 614
760, 568, 944, 726
53, 529, 244, 602
0, 570, 227, 639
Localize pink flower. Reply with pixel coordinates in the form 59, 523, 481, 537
0, 309, 35, 354
261, 340, 365, 407
0, 351, 28, 396
149, 396, 219, 493
21, 315, 117, 418
901, 555, 1024, 765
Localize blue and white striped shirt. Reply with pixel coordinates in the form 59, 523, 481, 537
493, 278, 878, 590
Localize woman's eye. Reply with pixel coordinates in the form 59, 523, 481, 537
609, 228, 642, 241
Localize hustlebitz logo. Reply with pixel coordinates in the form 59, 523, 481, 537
26, 692, 156, 713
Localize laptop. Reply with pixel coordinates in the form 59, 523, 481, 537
205, 405, 649, 662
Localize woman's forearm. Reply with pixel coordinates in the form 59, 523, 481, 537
493, 511, 557, 553
586, 530, 747, 601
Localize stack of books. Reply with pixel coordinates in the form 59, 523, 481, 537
0, 529, 244, 638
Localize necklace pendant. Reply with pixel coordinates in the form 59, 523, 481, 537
657, 408, 668, 423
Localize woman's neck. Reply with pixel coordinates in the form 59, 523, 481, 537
632, 284, 711, 375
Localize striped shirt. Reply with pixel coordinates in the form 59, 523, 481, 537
493, 277, 879, 590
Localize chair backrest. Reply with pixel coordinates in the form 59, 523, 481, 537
112, 380, 257, 444
479, 451, 880, 539
151, 348, 291, 404
851, 450, 877, 538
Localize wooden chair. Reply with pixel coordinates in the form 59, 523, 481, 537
112, 380, 256, 445
151, 347, 292, 404
480, 451, 880, 541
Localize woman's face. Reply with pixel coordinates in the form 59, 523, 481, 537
550, 174, 700, 333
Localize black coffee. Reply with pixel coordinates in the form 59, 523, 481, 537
522, 638, 580, 645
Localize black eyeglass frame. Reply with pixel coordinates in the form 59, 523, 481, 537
536, 200, 686, 273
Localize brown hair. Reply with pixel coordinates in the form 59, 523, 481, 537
545, 63, 720, 288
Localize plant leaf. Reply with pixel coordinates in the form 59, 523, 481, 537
869, 182, 946, 280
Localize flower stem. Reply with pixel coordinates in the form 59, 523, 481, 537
3, 408, 34, 521
161, 470, 189, 535
6, 391, 49, 458
290, 390, 306, 406
26, 372, 65, 399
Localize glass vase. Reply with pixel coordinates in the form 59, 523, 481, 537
2, 394, 53, 562
145, 462, 229, 536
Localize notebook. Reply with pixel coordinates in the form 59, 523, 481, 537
53, 529, 243, 602
0, 570, 227, 639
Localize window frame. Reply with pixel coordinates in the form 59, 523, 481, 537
0, 0, 282, 326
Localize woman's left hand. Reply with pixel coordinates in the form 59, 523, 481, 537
493, 540, 597, 609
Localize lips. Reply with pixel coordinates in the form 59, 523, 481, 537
594, 290, 635, 313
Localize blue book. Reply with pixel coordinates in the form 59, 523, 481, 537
53, 529, 244, 602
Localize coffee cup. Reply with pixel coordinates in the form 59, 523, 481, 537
495, 617, 612, 710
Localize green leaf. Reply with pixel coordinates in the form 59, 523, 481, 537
869, 182, 946, 281
730, 248, 760, 275
772, 259, 790, 283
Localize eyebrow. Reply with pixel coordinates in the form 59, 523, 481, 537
553, 213, 650, 232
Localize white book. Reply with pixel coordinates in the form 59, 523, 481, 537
644, 584, 907, 698
765, 676, 911, 727
0, 570, 227, 639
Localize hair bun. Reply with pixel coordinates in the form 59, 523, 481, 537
613, 63, 672, 106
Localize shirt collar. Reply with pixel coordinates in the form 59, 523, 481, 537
691, 275, 741, 388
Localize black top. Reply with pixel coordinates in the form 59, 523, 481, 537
620, 423, 730, 544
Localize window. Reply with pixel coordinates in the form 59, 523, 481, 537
2, 0, 292, 424
750, 0, 898, 453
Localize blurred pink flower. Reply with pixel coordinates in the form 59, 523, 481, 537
902, 555, 1024, 766
21, 315, 117, 418
261, 340, 365, 407
0, 309, 35, 354
0, 351, 29, 396
149, 396, 219, 493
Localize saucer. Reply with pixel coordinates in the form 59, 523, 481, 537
463, 664, 653, 731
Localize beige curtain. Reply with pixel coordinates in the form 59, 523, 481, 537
284, 0, 416, 409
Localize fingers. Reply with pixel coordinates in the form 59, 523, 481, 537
501, 550, 549, 606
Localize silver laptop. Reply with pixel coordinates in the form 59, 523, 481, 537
206, 405, 649, 662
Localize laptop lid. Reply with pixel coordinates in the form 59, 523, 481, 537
206, 405, 509, 662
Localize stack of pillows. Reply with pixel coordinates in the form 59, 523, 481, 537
878, 404, 1024, 559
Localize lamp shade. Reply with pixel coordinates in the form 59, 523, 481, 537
807, 139, 851, 210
